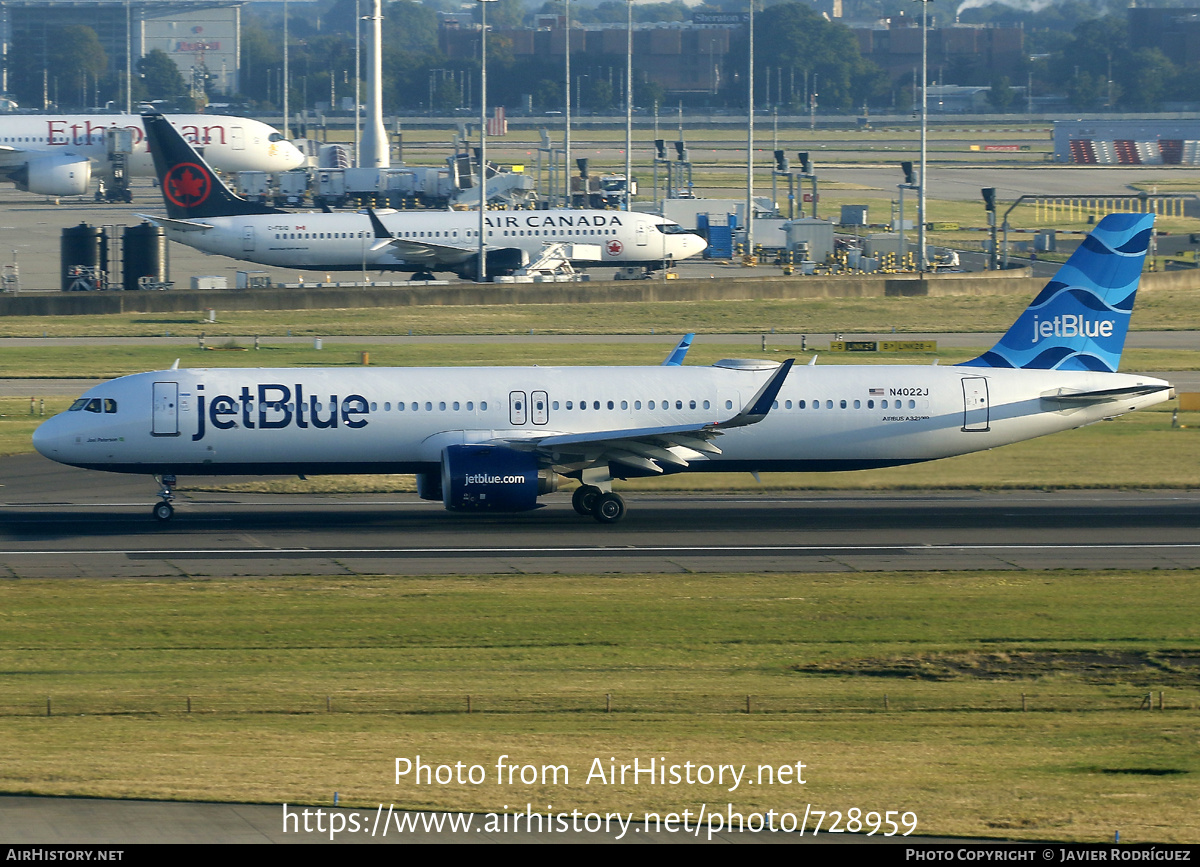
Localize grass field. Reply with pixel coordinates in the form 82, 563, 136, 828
9, 342, 1200, 380
4, 271, 1198, 841
4, 285, 1200, 340
0, 570, 1195, 841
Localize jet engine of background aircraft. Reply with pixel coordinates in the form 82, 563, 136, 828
7, 152, 91, 196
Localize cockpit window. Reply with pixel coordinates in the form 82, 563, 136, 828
104, 399, 117, 413
84, 398, 102, 413
69, 398, 88, 411
268, 132, 285, 142
656, 223, 691, 235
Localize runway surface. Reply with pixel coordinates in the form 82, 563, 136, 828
2, 454, 1197, 577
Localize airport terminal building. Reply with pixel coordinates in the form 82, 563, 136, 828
1054, 120, 1200, 165
0, 0, 242, 104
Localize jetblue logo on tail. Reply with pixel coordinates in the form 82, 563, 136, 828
961, 212, 1153, 372
1031, 313, 1114, 343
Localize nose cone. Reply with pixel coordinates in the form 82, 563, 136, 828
687, 232, 708, 259
32, 416, 58, 460
280, 141, 306, 171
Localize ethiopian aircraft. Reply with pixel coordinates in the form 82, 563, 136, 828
32, 213, 1171, 523
135, 111, 706, 279
0, 112, 304, 200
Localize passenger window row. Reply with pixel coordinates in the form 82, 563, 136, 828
770, 398, 917, 410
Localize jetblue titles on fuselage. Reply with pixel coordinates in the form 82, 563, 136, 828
191, 383, 369, 441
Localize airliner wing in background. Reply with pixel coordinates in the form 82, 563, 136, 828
365, 208, 478, 267
0, 144, 28, 164
365, 207, 529, 274
497, 359, 794, 476
374, 239, 475, 266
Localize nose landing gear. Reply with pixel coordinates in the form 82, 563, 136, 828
153, 474, 177, 521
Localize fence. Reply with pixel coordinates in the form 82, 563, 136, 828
5, 689, 1190, 718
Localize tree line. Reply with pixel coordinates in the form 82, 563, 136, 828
4, 0, 1194, 114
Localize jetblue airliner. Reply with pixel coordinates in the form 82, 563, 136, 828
32, 213, 1172, 523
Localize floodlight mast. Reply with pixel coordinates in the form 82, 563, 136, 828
477, 0, 497, 283
917, 0, 930, 273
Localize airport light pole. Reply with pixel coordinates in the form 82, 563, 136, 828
564, 0, 571, 207
625, 0, 633, 211
125, 0, 132, 114
478, 0, 496, 283
282, 0, 289, 139
745, 0, 754, 256
354, 0, 361, 166
917, 0, 930, 273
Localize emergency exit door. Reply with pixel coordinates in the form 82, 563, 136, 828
961, 377, 990, 432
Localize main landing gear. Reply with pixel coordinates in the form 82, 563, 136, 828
153, 474, 177, 521
571, 484, 626, 524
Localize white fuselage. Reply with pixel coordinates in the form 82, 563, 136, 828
0, 113, 304, 180
33, 364, 1171, 477
155, 209, 707, 271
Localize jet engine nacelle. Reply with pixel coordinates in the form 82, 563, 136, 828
452, 247, 528, 279
440, 444, 557, 512
12, 153, 92, 196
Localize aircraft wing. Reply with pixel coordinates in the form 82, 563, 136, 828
496, 359, 793, 474
135, 214, 214, 233
0, 146, 28, 169
373, 236, 477, 266
364, 207, 478, 266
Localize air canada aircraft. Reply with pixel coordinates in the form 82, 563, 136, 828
0, 113, 305, 200
33, 213, 1172, 524
135, 111, 707, 280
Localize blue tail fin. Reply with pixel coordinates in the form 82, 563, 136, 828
661, 333, 695, 366
960, 212, 1154, 372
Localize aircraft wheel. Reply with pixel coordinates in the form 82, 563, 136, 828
572, 485, 601, 516
592, 492, 625, 524
153, 501, 174, 522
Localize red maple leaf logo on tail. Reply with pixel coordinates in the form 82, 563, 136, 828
163, 163, 212, 208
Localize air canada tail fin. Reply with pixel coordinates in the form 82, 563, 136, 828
960, 212, 1154, 372
141, 111, 286, 219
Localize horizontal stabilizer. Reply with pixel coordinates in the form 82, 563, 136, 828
1045, 383, 1173, 403
135, 214, 213, 233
